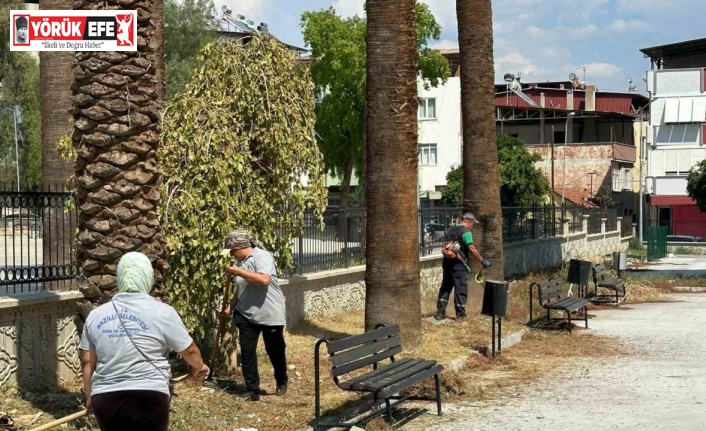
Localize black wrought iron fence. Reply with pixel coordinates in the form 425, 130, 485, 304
501, 204, 558, 243
621, 217, 634, 238
587, 211, 603, 234
0, 184, 77, 295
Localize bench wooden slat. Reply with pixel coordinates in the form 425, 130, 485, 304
338, 358, 416, 390
332, 335, 402, 368
545, 297, 588, 313
327, 324, 399, 353
357, 359, 437, 392
332, 345, 403, 377
378, 364, 445, 400
539, 280, 563, 303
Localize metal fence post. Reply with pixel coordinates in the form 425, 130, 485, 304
343, 208, 349, 268
419, 209, 425, 256
298, 232, 304, 275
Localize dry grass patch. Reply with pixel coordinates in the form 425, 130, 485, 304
5, 268, 637, 431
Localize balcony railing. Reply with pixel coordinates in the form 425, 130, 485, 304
646, 176, 688, 196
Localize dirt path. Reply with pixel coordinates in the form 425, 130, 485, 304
406, 294, 706, 431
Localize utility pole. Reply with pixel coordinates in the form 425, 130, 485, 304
562, 112, 576, 204
588, 171, 597, 197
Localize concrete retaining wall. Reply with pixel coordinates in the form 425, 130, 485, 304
0, 291, 83, 388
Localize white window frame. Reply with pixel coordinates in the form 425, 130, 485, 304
419, 144, 438, 166
418, 98, 437, 120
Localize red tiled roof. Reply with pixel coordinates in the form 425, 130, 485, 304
649, 195, 696, 206
553, 187, 599, 208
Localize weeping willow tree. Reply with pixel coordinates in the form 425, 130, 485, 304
159, 36, 327, 335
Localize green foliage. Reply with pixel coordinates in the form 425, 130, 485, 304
497, 134, 551, 206
301, 4, 450, 191
441, 134, 551, 207
440, 164, 462, 207
0, 1, 41, 186
159, 37, 328, 335
165, 0, 219, 99
687, 160, 706, 213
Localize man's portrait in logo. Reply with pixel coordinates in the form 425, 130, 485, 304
14, 16, 29, 45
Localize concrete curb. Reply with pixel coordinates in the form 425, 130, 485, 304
484, 329, 527, 357
673, 286, 706, 293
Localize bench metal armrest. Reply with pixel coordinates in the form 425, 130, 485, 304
314, 338, 330, 420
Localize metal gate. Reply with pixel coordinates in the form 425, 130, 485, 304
646, 225, 668, 261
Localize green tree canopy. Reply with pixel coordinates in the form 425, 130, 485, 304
165, 0, 219, 99
159, 36, 327, 335
301, 3, 450, 206
687, 160, 706, 213
0, 1, 41, 187
441, 134, 551, 207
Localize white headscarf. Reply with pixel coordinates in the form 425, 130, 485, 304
117, 252, 154, 294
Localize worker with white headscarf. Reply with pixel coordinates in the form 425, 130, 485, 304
80, 252, 209, 431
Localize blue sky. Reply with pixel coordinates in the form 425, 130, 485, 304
215, 0, 705, 93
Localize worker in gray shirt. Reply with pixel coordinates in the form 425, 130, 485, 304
221, 228, 288, 401
80, 252, 209, 431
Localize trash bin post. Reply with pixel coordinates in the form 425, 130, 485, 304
482, 280, 509, 359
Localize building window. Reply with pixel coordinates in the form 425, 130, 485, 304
419, 144, 437, 166
665, 171, 686, 176
418, 98, 436, 120
435, 185, 446, 192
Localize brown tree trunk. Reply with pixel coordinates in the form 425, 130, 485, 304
457, 0, 505, 281
365, 0, 421, 347
71, 0, 166, 303
151, 0, 165, 100
39, 0, 75, 290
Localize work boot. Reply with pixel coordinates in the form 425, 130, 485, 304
434, 311, 446, 321
240, 391, 260, 402
275, 384, 288, 396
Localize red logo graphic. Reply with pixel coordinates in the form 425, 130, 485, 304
115, 14, 134, 46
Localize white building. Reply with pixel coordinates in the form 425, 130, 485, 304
641, 38, 706, 238
416, 51, 462, 207
417, 75, 462, 206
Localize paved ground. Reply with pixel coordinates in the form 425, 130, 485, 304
628, 255, 706, 277
406, 294, 706, 431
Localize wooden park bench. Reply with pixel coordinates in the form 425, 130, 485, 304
314, 324, 444, 430
592, 263, 626, 304
529, 278, 589, 333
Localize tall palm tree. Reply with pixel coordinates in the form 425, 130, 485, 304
457, 0, 505, 281
72, 0, 166, 302
39, 0, 75, 290
364, 0, 421, 347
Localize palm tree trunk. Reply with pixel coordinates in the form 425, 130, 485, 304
457, 0, 505, 281
365, 0, 421, 347
72, 0, 166, 302
39, 0, 75, 290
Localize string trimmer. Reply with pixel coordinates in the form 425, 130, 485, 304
449, 242, 485, 284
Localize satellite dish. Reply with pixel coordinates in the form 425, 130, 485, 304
503, 73, 515, 83
221, 5, 228, 12
569, 72, 578, 81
